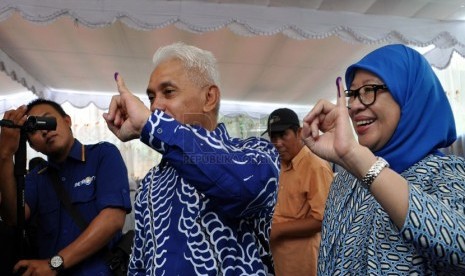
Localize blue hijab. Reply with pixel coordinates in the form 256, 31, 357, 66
345, 44, 456, 173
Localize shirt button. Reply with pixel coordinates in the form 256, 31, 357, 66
157, 128, 163, 134
61, 177, 66, 181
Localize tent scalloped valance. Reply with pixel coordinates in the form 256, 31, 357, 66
1, 0, 465, 114
0, 0, 464, 69
0, 48, 48, 97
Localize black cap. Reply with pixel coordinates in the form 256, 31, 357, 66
262, 108, 300, 136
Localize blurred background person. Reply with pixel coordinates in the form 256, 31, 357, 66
265, 108, 333, 276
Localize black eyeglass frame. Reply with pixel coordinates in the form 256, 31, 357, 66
344, 84, 388, 108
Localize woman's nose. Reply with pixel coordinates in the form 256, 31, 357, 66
348, 96, 365, 111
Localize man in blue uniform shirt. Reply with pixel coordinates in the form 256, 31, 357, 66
103, 42, 280, 275
0, 99, 132, 275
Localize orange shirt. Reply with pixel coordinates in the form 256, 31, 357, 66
271, 146, 333, 276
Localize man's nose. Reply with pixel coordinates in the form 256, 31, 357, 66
40, 129, 49, 136
272, 137, 283, 147
151, 98, 166, 112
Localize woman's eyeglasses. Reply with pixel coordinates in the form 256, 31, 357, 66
344, 84, 388, 108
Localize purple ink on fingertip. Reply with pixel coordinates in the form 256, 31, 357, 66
114, 72, 119, 81
336, 77, 342, 97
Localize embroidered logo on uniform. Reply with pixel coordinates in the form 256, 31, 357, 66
74, 176, 95, 188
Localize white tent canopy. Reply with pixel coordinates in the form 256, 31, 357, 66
1, 0, 465, 117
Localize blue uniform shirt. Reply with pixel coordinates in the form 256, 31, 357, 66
25, 139, 132, 276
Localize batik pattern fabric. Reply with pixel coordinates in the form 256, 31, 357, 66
128, 110, 280, 276
318, 154, 465, 275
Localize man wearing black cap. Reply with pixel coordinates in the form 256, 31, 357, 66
264, 108, 333, 276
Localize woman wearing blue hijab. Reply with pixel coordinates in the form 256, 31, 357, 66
303, 44, 465, 274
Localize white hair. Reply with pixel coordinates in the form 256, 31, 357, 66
152, 42, 221, 88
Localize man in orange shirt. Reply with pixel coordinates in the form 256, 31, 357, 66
265, 108, 333, 276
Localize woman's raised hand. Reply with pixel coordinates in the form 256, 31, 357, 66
302, 77, 359, 169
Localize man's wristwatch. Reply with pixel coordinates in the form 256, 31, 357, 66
49, 255, 64, 272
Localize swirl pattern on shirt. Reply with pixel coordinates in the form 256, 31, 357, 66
129, 111, 279, 275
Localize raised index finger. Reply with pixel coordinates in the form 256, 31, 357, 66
114, 72, 131, 96
336, 76, 347, 109
103, 72, 127, 122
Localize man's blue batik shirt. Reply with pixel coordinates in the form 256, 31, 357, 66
129, 110, 280, 275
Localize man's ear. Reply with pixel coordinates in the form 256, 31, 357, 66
203, 85, 220, 113
64, 115, 72, 128
296, 127, 304, 144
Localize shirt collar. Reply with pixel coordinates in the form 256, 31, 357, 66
282, 146, 307, 171
46, 139, 85, 169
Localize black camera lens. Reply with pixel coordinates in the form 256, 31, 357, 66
23, 116, 57, 132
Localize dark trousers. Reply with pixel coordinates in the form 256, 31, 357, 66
0, 220, 17, 276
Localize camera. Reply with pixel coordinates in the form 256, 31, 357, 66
22, 116, 57, 132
